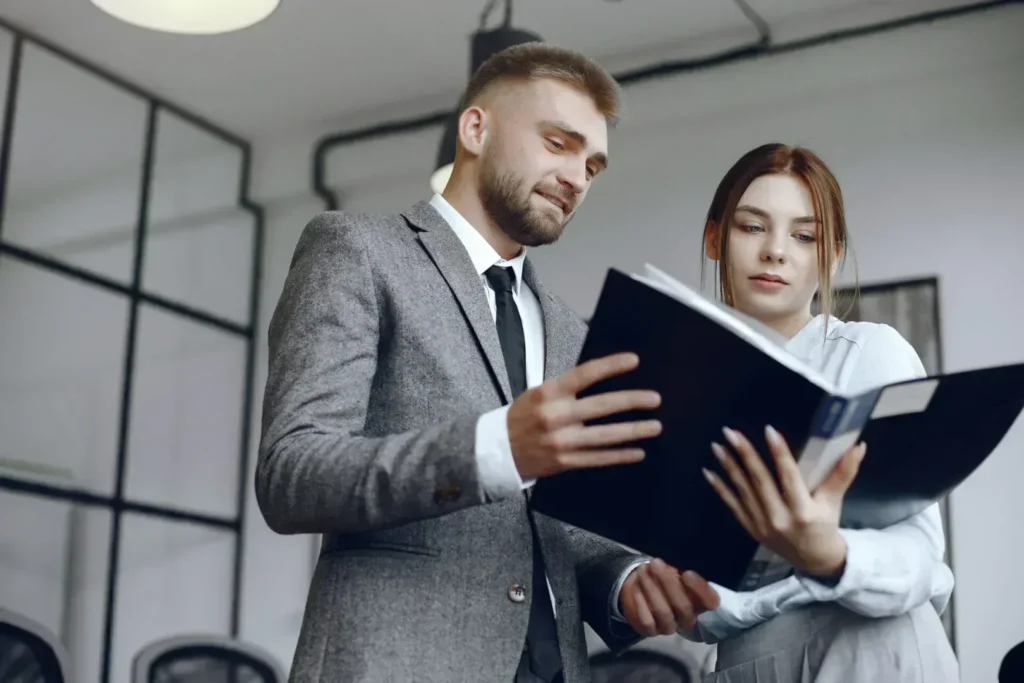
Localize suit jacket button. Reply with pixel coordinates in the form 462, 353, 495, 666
508, 584, 526, 603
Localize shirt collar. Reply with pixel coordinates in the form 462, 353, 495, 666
429, 193, 525, 295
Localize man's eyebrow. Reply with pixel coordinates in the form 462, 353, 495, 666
540, 119, 608, 170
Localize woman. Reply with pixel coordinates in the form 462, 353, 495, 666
687, 143, 958, 682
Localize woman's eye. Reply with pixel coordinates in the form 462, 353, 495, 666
795, 233, 816, 243
546, 137, 565, 150
742, 224, 763, 233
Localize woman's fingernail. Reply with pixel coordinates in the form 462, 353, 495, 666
702, 467, 716, 484
722, 427, 739, 446
765, 425, 782, 446
711, 443, 726, 463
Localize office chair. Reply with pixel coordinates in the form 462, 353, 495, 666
131, 634, 286, 683
1000, 639, 1024, 683
0, 608, 70, 683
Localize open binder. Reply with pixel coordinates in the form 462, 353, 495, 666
530, 265, 1024, 591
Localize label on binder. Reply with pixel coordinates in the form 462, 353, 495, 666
871, 379, 939, 419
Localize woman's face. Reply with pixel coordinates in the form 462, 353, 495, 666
713, 174, 822, 333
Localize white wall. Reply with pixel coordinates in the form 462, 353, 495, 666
243, 5, 1024, 682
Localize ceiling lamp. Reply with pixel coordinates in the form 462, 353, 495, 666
430, 0, 541, 194
90, 0, 280, 35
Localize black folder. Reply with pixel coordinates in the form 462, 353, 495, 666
529, 266, 1024, 591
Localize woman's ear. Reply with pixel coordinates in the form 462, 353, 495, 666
704, 221, 721, 261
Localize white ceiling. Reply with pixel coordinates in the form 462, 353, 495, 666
0, 0, 991, 141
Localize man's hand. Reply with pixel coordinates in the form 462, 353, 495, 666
508, 352, 662, 481
618, 559, 720, 636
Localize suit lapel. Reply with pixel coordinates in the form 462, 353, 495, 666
522, 259, 579, 381
403, 201, 513, 404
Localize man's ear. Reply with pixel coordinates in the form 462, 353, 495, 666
457, 105, 488, 157
704, 221, 721, 261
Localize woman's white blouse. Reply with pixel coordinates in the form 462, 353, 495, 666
684, 314, 956, 644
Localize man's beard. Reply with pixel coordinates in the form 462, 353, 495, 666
478, 153, 572, 248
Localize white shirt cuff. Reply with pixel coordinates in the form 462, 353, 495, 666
795, 529, 867, 602
475, 405, 531, 500
609, 558, 650, 621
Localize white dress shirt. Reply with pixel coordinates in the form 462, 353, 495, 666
685, 314, 956, 643
428, 194, 545, 496
430, 194, 643, 623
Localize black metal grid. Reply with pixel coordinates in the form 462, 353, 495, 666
0, 16, 264, 683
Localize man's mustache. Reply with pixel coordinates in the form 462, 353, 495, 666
533, 185, 577, 213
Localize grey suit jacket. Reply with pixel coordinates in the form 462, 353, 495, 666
256, 201, 646, 682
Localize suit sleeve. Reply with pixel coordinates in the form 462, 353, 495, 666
570, 528, 649, 651
255, 212, 490, 535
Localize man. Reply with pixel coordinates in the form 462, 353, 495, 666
256, 42, 719, 683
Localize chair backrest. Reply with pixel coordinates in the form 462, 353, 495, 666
131, 634, 286, 683
1000, 639, 1024, 683
0, 608, 70, 683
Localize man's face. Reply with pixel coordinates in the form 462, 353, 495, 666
475, 78, 609, 247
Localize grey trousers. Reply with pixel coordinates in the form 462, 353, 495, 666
706, 602, 960, 683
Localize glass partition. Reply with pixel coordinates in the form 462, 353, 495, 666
0, 19, 262, 683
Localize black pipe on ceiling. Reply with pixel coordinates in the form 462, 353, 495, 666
311, 0, 1016, 210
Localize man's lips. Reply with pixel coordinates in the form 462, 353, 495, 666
535, 190, 572, 214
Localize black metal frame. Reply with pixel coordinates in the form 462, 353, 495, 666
839, 275, 945, 373
0, 16, 264, 683
310, 0, 1014, 210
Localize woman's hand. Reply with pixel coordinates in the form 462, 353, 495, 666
702, 425, 866, 579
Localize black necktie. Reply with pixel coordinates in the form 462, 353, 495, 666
483, 265, 562, 683
484, 265, 527, 399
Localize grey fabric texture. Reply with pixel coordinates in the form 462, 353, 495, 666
708, 602, 959, 683
256, 201, 646, 682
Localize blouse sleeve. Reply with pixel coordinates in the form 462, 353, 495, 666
796, 324, 955, 617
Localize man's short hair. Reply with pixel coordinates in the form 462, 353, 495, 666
462, 42, 621, 124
